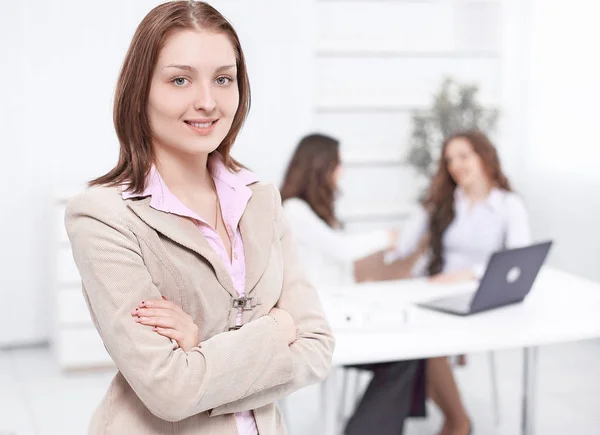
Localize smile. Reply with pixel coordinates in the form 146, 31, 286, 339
184, 119, 218, 135
186, 120, 215, 128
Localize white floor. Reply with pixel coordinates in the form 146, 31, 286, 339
1, 340, 600, 435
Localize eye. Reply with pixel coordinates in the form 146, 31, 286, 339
171, 77, 189, 87
215, 75, 234, 86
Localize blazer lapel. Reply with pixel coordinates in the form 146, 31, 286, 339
241, 185, 276, 294
126, 198, 237, 298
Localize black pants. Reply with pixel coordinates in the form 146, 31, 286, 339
344, 360, 419, 435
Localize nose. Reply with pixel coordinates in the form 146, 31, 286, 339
193, 81, 217, 113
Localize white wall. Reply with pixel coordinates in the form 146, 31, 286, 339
521, 0, 600, 282
5, 0, 598, 347
312, 0, 505, 229
0, 0, 314, 346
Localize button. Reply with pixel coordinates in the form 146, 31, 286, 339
233, 252, 239, 260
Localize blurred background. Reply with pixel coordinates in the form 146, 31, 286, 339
1, 0, 599, 434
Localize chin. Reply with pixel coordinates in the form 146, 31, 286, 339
183, 139, 224, 155
451, 176, 465, 186
458, 174, 473, 186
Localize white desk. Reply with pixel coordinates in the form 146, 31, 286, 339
320, 268, 600, 435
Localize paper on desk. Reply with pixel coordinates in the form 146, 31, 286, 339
320, 292, 409, 331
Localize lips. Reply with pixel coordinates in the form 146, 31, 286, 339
184, 120, 216, 128
183, 118, 219, 136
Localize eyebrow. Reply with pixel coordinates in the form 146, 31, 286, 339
162, 64, 237, 73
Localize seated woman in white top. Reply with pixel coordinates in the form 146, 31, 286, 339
281, 133, 419, 435
387, 130, 531, 435
280, 133, 394, 287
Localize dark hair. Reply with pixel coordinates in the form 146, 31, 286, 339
280, 134, 341, 227
424, 130, 512, 275
90, 1, 250, 193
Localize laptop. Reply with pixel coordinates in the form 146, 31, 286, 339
418, 241, 553, 316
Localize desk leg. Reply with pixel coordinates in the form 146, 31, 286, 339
521, 346, 538, 435
322, 372, 338, 435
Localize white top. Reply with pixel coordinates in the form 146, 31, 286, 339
283, 198, 389, 287
386, 187, 532, 276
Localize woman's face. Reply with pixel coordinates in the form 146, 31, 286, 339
444, 137, 488, 189
147, 29, 239, 158
331, 157, 344, 191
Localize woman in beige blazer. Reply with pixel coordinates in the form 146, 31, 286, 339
65, 2, 334, 434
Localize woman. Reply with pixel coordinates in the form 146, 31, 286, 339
280, 133, 397, 286
65, 2, 334, 434
387, 130, 531, 435
281, 133, 418, 435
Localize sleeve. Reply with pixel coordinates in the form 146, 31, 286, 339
284, 199, 389, 262
384, 206, 429, 264
209, 187, 336, 416
473, 193, 532, 279
65, 192, 296, 422
504, 194, 532, 248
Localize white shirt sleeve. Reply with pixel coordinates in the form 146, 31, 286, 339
504, 193, 532, 248
282, 199, 389, 263
473, 193, 532, 279
384, 206, 429, 264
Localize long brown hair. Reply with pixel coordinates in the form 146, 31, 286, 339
90, 1, 250, 193
424, 130, 512, 275
280, 134, 341, 227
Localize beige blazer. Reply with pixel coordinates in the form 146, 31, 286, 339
65, 182, 334, 435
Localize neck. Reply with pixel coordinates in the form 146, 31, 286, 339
154, 148, 214, 201
462, 180, 492, 202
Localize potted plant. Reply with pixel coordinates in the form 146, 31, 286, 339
406, 78, 499, 185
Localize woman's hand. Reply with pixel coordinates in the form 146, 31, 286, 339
268, 307, 297, 345
428, 269, 477, 284
131, 297, 199, 351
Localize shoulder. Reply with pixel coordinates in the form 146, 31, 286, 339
66, 185, 126, 217
501, 190, 527, 210
248, 181, 276, 195
282, 197, 311, 212
65, 185, 132, 234
415, 204, 429, 218
246, 184, 315, 218
281, 197, 318, 220
497, 190, 529, 220
248, 182, 281, 212
410, 204, 430, 223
